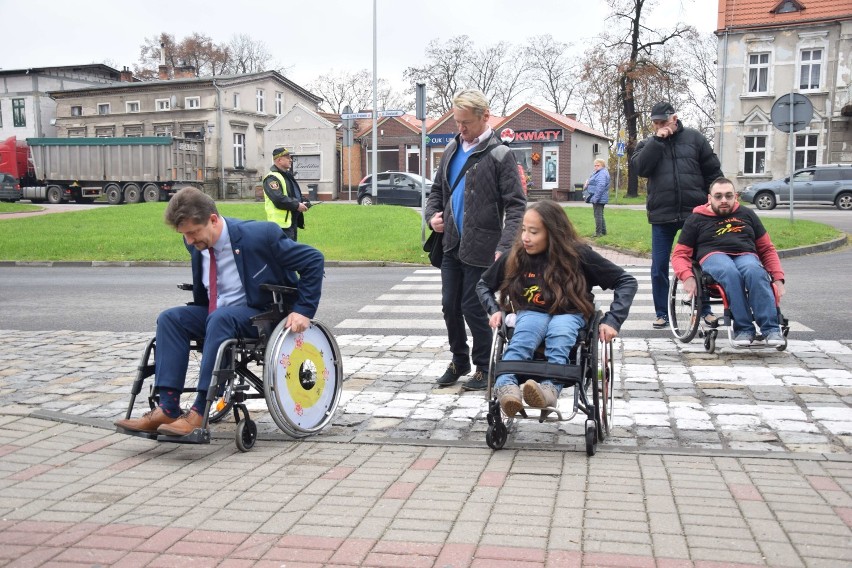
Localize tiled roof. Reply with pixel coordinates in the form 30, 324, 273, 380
717, 0, 852, 31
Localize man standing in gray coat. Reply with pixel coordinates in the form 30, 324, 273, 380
424, 89, 527, 391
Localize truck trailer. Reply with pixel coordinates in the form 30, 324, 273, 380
0, 136, 205, 204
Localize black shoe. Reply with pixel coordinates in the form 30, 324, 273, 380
436, 362, 470, 386
461, 370, 487, 391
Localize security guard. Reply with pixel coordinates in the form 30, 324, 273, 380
263, 147, 308, 240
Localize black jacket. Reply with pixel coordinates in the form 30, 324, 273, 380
424, 131, 526, 267
631, 121, 722, 224
475, 245, 638, 332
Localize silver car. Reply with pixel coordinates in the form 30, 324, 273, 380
740, 164, 852, 210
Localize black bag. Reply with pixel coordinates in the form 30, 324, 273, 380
583, 189, 593, 203
424, 230, 443, 269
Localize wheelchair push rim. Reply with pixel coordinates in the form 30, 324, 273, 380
263, 319, 343, 438
668, 273, 701, 343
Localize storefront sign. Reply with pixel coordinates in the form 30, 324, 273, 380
426, 133, 456, 146
292, 154, 321, 179
499, 128, 564, 144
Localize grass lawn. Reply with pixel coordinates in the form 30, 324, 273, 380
0, 202, 42, 213
0, 201, 840, 262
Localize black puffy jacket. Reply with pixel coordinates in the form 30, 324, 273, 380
631, 121, 722, 224
424, 131, 527, 267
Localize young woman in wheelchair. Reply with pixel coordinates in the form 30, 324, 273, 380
671, 177, 786, 347
475, 200, 637, 418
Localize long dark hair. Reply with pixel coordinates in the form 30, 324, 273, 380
499, 200, 594, 317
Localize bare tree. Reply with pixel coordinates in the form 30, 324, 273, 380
604, 0, 690, 197
226, 34, 275, 74
404, 35, 474, 115
310, 69, 373, 114
134, 33, 178, 80
524, 34, 579, 114
676, 28, 717, 141
491, 45, 531, 116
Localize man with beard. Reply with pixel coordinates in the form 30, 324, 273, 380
671, 178, 786, 347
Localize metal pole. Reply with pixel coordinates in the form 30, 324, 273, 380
371, 0, 378, 198
615, 155, 622, 204
788, 95, 795, 223
347, 136, 352, 201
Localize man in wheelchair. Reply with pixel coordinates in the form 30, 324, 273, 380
671, 177, 786, 347
115, 187, 324, 436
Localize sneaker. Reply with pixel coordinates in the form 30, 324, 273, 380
652, 316, 668, 329
436, 362, 470, 386
522, 380, 558, 408
732, 332, 754, 347
765, 331, 786, 347
461, 370, 487, 391
496, 384, 523, 417
702, 313, 719, 327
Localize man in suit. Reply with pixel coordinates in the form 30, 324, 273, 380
115, 186, 324, 436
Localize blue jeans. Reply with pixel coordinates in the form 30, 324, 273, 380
440, 248, 491, 370
700, 253, 779, 336
494, 311, 586, 395
154, 304, 263, 394
652, 222, 712, 319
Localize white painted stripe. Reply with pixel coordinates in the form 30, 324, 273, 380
378, 294, 443, 301
391, 284, 442, 291
337, 318, 448, 329
403, 276, 442, 282
359, 305, 441, 313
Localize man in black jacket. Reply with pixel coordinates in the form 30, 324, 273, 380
424, 89, 527, 391
631, 101, 723, 329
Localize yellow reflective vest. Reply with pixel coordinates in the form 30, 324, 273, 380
263, 170, 293, 228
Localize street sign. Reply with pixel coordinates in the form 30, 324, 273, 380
770, 93, 813, 133
340, 112, 373, 120
378, 110, 405, 117
616, 141, 626, 157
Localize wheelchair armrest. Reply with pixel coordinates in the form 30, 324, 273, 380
177, 283, 193, 291
260, 283, 299, 295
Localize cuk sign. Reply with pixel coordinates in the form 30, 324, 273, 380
499, 128, 564, 144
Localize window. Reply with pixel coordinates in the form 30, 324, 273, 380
67, 128, 86, 138
747, 53, 769, 94
795, 134, 818, 169
233, 133, 246, 168
97, 103, 110, 115
71, 105, 82, 116
256, 89, 265, 113
233, 93, 240, 109
124, 125, 143, 137
155, 98, 171, 111
95, 127, 115, 138
744, 135, 766, 174
799, 49, 822, 90
126, 101, 140, 113
12, 98, 26, 127
275, 92, 283, 115
185, 96, 201, 109
154, 124, 173, 137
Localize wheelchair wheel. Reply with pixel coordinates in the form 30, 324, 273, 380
585, 420, 597, 456
208, 396, 233, 424
587, 334, 603, 441
235, 419, 257, 452
486, 422, 507, 450
599, 339, 614, 440
668, 275, 701, 343
487, 328, 506, 401
704, 330, 717, 354
263, 320, 343, 439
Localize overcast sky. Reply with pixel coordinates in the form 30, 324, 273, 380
0, 0, 717, 95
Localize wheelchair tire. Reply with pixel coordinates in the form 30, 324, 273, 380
704, 332, 716, 354
486, 422, 507, 450
668, 274, 701, 343
585, 420, 597, 456
599, 339, 614, 441
263, 320, 343, 439
235, 419, 257, 452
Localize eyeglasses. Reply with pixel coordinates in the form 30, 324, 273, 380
710, 192, 736, 201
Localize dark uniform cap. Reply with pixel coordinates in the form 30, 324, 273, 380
273, 147, 291, 158
650, 101, 675, 120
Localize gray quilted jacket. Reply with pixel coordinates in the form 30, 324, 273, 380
424, 131, 527, 268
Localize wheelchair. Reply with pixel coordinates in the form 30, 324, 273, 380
668, 262, 789, 354
484, 310, 614, 456
116, 284, 344, 452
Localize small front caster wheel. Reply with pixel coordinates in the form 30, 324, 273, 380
486, 423, 507, 450
585, 420, 597, 456
235, 419, 257, 452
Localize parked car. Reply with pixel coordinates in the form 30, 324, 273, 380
357, 172, 432, 206
0, 173, 21, 202
740, 164, 852, 210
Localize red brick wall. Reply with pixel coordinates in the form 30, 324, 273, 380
501, 109, 573, 194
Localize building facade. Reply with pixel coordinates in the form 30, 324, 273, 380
49, 70, 322, 199
0, 64, 123, 140
715, 0, 852, 190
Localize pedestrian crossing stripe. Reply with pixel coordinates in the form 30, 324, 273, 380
336, 267, 813, 333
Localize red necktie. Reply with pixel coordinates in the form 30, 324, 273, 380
208, 249, 218, 314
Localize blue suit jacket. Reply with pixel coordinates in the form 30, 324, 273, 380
188, 217, 324, 318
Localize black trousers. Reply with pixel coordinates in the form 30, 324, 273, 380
440, 248, 491, 371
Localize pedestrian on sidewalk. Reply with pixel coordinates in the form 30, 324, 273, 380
631, 101, 722, 330
476, 200, 637, 416
263, 147, 310, 241
424, 89, 527, 392
584, 158, 610, 237
115, 187, 324, 436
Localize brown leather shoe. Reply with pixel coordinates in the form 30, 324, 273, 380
157, 410, 204, 436
115, 407, 177, 433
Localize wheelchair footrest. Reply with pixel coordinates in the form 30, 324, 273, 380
115, 427, 159, 440
157, 428, 211, 445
